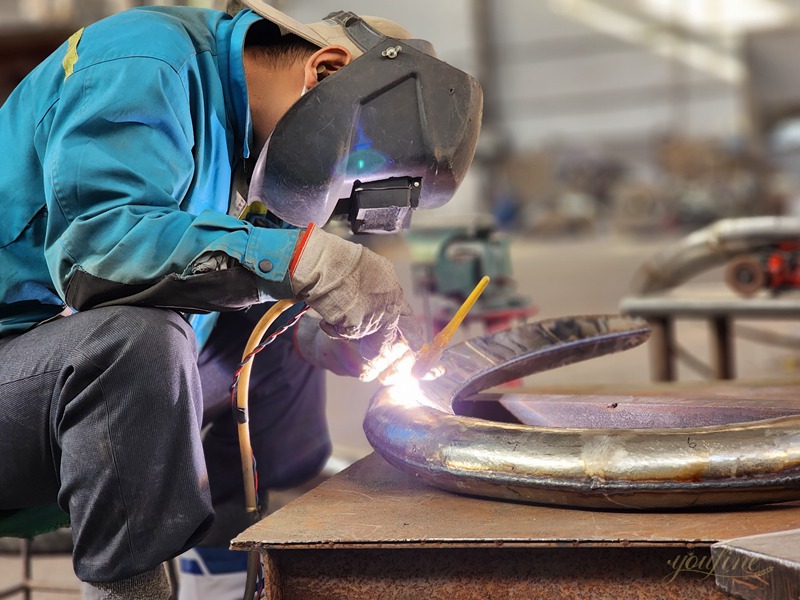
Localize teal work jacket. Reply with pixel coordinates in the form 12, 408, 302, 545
0, 6, 300, 345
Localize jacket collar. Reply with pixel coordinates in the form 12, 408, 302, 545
219, 9, 262, 160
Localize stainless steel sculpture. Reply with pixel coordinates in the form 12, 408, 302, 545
630, 216, 800, 295
363, 315, 800, 509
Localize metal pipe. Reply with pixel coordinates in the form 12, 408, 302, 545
630, 216, 800, 295
363, 314, 800, 510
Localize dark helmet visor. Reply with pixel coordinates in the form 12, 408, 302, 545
248, 16, 483, 233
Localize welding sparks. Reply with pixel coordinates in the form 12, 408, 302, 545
384, 373, 444, 411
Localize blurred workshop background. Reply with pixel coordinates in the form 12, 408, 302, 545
4, 0, 800, 460
4, 1, 800, 594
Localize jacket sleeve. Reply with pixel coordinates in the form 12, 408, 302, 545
41, 55, 298, 314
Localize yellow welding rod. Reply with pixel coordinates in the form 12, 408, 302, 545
411, 275, 490, 379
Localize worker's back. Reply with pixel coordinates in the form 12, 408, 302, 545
0, 6, 251, 336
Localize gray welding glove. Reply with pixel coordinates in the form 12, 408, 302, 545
294, 313, 364, 378
295, 314, 418, 383
289, 226, 423, 376
294, 314, 416, 385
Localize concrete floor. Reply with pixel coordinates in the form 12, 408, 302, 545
3, 230, 800, 597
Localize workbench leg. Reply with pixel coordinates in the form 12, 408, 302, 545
649, 317, 675, 382
710, 316, 735, 380
263, 551, 282, 600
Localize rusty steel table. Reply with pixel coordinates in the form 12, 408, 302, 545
619, 290, 800, 381
233, 453, 800, 600
233, 381, 800, 600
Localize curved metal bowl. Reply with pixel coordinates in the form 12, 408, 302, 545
363, 315, 800, 510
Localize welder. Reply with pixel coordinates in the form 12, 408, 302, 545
0, 0, 481, 598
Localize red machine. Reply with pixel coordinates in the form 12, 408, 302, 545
725, 242, 800, 296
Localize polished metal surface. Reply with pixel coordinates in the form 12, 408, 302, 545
363, 314, 800, 509
497, 393, 800, 429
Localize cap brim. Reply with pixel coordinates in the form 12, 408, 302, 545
237, 0, 365, 58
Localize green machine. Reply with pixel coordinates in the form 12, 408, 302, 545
405, 224, 534, 337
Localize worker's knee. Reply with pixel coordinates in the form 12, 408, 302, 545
90, 305, 198, 371
64, 306, 201, 414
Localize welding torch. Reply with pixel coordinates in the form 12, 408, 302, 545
379, 275, 490, 384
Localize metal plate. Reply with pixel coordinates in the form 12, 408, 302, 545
233, 452, 800, 550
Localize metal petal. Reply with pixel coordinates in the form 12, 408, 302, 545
363, 314, 800, 509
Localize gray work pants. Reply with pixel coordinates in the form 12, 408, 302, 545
0, 305, 328, 583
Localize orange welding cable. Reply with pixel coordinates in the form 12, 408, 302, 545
236, 298, 297, 600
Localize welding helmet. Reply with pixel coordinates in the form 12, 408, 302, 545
240, 2, 483, 233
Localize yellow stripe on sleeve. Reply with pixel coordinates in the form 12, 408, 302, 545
62, 27, 85, 81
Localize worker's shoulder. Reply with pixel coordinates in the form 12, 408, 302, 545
78, 6, 226, 73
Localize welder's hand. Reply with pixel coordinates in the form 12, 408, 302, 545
289, 226, 424, 369
294, 314, 364, 378
294, 314, 417, 382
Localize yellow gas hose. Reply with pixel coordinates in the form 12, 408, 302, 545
236, 298, 299, 600
411, 276, 490, 378
236, 278, 489, 597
